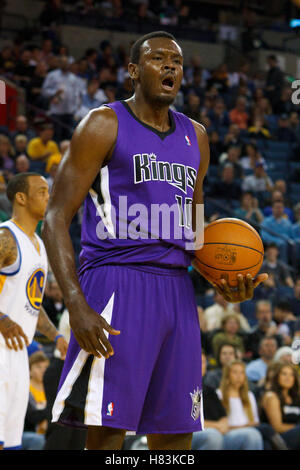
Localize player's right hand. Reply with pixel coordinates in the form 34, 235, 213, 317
69, 305, 120, 359
0, 316, 29, 351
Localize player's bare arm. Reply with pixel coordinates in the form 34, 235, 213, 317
0, 228, 29, 350
190, 121, 268, 303
37, 306, 68, 359
42, 107, 121, 359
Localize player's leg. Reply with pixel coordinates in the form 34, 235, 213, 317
147, 432, 193, 450
86, 425, 126, 450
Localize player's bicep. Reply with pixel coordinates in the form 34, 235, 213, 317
47, 107, 118, 224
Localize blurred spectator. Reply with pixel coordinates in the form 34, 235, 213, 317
206, 64, 229, 95
289, 112, 300, 140
207, 99, 230, 129
261, 363, 300, 449
0, 134, 15, 172
273, 301, 296, 345
234, 191, 264, 224
192, 352, 263, 450
42, 278, 65, 328
208, 130, 223, 165
46, 155, 61, 192
246, 337, 278, 384
274, 88, 298, 116
13, 49, 35, 89
247, 117, 271, 140
77, 0, 96, 17
211, 314, 245, 359
183, 93, 202, 122
276, 114, 297, 143
0, 45, 16, 76
264, 55, 285, 109
203, 343, 238, 389
27, 61, 49, 109
229, 96, 249, 130
222, 123, 243, 150
242, 162, 273, 193
216, 361, 263, 449
22, 351, 50, 450
263, 190, 294, 223
273, 346, 294, 364
261, 202, 294, 262
245, 300, 283, 359
41, 56, 81, 140
240, 142, 265, 172
203, 290, 250, 332
10, 115, 36, 141
290, 277, 300, 318
39, 39, 55, 69
207, 163, 242, 202
218, 145, 243, 179
15, 154, 30, 174
74, 78, 102, 122
14, 135, 28, 157
27, 123, 59, 162
260, 243, 294, 288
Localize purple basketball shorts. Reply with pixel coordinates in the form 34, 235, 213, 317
52, 264, 203, 434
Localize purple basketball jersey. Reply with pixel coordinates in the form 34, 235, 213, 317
78, 100, 201, 274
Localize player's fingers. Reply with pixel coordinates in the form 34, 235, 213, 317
8, 334, 19, 351
97, 329, 114, 357
253, 273, 269, 288
4, 335, 13, 349
245, 274, 254, 299
220, 278, 232, 299
15, 332, 24, 350
237, 274, 246, 298
100, 317, 120, 336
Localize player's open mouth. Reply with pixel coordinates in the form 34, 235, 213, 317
161, 77, 175, 90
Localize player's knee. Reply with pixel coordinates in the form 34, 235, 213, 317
147, 432, 193, 450
86, 425, 126, 450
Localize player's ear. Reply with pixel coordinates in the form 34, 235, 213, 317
128, 63, 139, 81
15, 191, 27, 207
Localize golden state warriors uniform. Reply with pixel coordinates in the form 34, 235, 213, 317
0, 220, 48, 449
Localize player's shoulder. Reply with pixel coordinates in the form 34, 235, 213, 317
187, 117, 208, 142
74, 105, 118, 143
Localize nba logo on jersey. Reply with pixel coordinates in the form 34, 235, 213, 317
185, 135, 191, 146
107, 402, 114, 416
190, 387, 202, 421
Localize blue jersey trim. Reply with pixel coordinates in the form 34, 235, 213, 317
0, 226, 22, 276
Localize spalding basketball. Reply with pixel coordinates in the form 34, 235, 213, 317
194, 218, 264, 288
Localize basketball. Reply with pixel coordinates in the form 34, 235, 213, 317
194, 218, 264, 288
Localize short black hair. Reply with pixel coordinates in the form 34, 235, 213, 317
130, 31, 177, 64
274, 300, 292, 312
6, 172, 41, 203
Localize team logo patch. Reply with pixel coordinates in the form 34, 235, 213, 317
190, 387, 202, 421
185, 135, 191, 146
107, 402, 114, 416
26, 268, 45, 310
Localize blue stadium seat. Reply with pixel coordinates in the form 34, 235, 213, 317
267, 141, 292, 153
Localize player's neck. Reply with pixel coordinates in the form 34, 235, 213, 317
127, 94, 171, 132
11, 212, 39, 239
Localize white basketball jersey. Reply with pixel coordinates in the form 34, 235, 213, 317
0, 220, 48, 346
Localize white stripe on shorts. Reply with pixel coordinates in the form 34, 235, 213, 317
52, 292, 115, 426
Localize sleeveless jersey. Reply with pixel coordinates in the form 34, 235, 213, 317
78, 100, 201, 274
0, 220, 48, 346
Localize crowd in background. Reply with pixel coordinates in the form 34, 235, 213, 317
0, 0, 300, 451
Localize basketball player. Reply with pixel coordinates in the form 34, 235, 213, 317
0, 173, 68, 450
43, 32, 267, 450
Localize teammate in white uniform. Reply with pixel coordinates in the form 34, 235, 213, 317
0, 173, 68, 450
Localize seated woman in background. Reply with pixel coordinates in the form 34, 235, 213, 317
261, 363, 300, 450
216, 360, 264, 450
